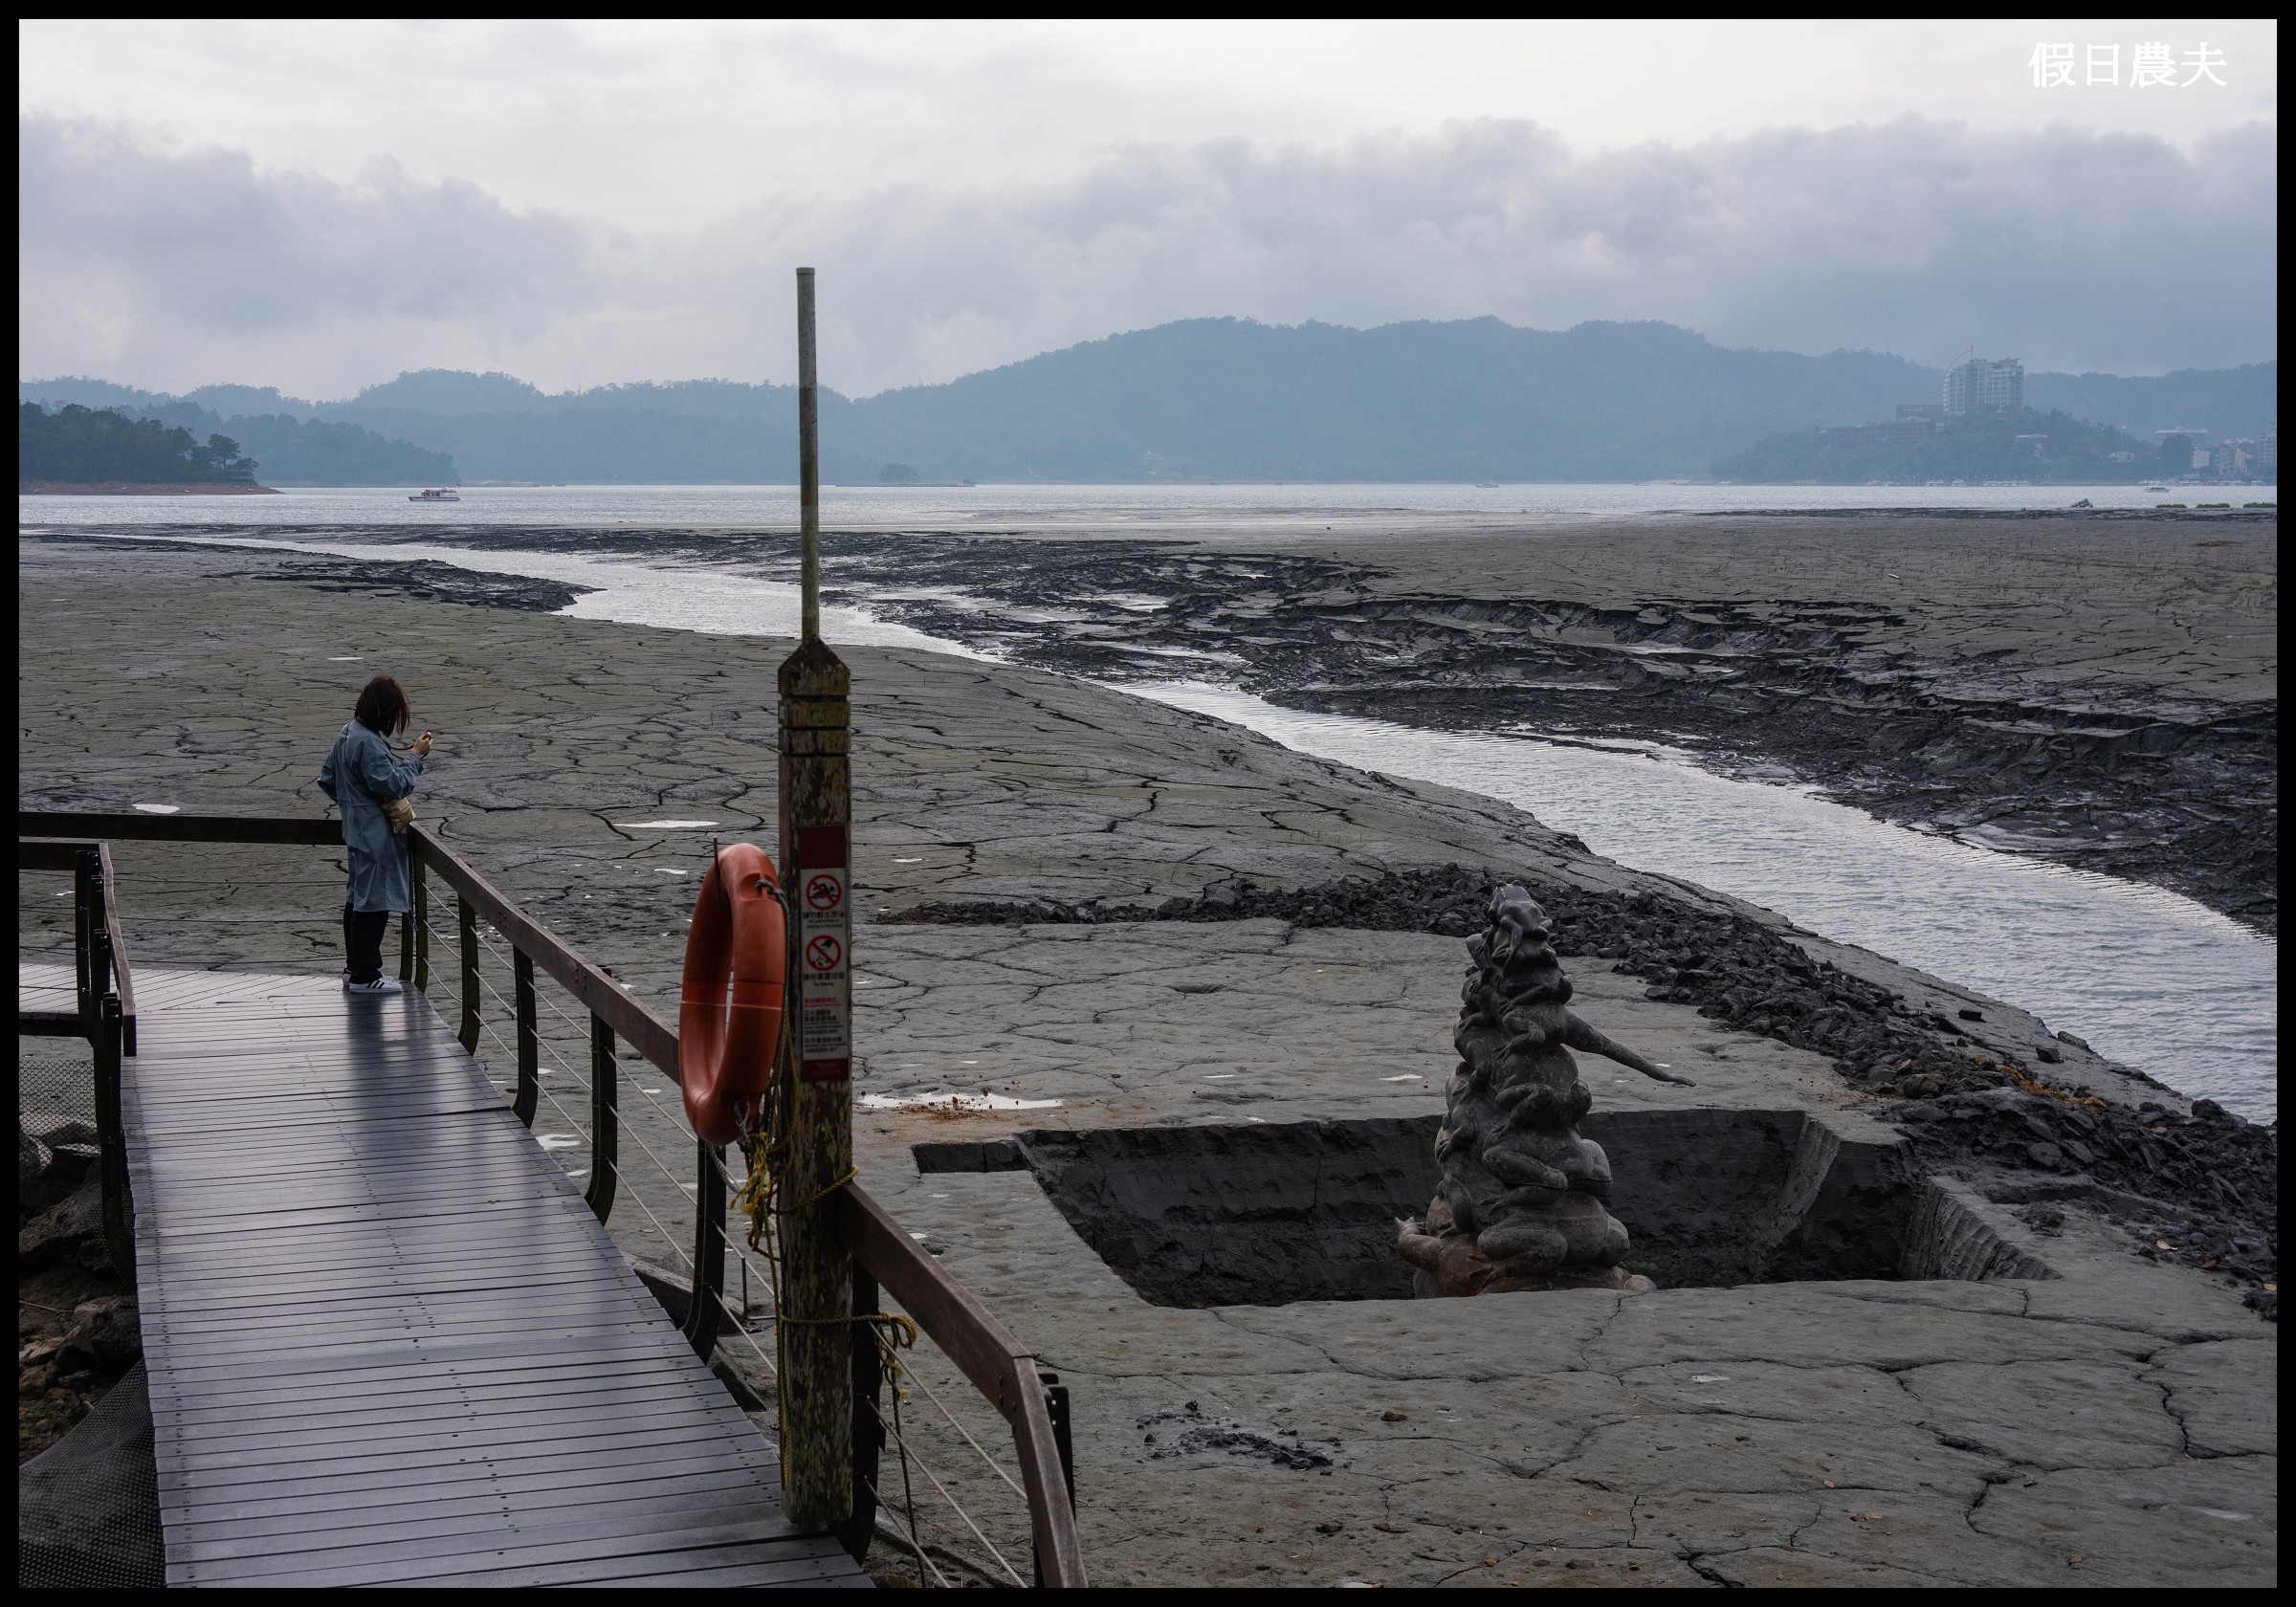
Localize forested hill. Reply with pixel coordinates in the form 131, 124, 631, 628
19, 403, 256, 485
23, 321, 2276, 483
1712, 407, 2171, 486
15, 393, 455, 486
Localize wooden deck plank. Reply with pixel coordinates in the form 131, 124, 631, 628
101, 964, 865, 1590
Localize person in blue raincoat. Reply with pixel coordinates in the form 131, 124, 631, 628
317, 675, 433, 994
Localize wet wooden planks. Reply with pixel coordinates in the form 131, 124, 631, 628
20, 960, 78, 1014
116, 968, 867, 1588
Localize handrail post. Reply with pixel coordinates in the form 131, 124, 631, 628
95, 995, 134, 1277
512, 949, 540, 1127
682, 1140, 727, 1357
74, 848, 96, 1027
87, 862, 115, 1044
96, 844, 137, 1056
586, 1014, 618, 1222
457, 894, 480, 1052
778, 627, 855, 1529
412, 854, 430, 993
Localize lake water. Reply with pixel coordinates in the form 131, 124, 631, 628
19, 476, 2272, 535
1135, 686, 2277, 1121
30, 504, 2279, 1118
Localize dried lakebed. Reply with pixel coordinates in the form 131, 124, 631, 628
41, 524, 2273, 1122
17, 534, 2277, 1587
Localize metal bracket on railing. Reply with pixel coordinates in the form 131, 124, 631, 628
1031, 1369, 1078, 1587
682, 1139, 728, 1357
586, 1014, 618, 1222
457, 894, 481, 1053
512, 950, 540, 1127
411, 855, 430, 992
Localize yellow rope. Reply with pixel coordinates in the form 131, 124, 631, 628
732, 905, 922, 1530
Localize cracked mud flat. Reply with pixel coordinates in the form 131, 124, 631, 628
14, 536, 2276, 1587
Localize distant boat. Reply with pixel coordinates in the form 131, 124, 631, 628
2143, 483, 2171, 493
408, 487, 461, 502
1475, 481, 1500, 488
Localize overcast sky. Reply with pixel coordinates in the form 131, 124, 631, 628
18, 19, 2280, 398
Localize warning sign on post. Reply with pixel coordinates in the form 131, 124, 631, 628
796, 826, 850, 1081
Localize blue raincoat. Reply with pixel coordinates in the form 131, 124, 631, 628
317, 721, 425, 913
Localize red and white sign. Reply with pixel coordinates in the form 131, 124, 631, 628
796, 826, 850, 1081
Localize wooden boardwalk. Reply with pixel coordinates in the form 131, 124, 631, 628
101, 965, 868, 1589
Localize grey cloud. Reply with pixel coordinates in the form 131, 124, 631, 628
18, 109, 2275, 397
764, 116, 2275, 389
18, 115, 601, 338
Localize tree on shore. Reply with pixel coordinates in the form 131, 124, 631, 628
19, 402, 259, 485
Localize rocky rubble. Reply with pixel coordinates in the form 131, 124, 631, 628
1893, 1090, 2278, 1316
19, 1118, 144, 1461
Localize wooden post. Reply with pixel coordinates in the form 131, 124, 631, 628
457, 894, 480, 1052
780, 266, 854, 1529
780, 638, 853, 1529
797, 265, 822, 641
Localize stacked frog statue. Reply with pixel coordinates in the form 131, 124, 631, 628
1399, 883, 1693, 1296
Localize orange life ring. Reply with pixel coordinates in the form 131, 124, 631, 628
679, 844, 787, 1146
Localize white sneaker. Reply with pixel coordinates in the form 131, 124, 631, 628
343, 976, 404, 995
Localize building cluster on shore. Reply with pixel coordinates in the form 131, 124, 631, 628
1802, 353, 2276, 486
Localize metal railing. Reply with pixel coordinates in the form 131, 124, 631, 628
14, 810, 1086, 1589
18, 835, 137, 1275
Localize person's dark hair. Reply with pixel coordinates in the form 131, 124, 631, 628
353, 674, 411, 737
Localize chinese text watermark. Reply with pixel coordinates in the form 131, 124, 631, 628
2030, 41, 2228, 87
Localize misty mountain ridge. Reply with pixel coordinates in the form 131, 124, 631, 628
22, 317, 2276, 484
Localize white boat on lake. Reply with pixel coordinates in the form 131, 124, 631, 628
408, 487, 461, 502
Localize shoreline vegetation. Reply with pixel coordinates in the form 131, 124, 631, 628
19, 480, 282, 495
17, 403, 274, 493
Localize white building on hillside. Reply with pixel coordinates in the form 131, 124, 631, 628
1943, 355, 2023, 415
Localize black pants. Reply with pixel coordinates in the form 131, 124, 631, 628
343, 905, 392, 983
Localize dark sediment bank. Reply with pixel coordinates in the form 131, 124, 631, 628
244, 556, 594, 612
830, 522, 2277, 936
1894, 1092, 2276, 1320
888, 864, 2276, 1309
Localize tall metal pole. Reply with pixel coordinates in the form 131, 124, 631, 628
781, 264, 854, 1533
797, 266, 822, 641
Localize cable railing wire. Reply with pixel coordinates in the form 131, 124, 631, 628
428, 900, 1043, 1585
